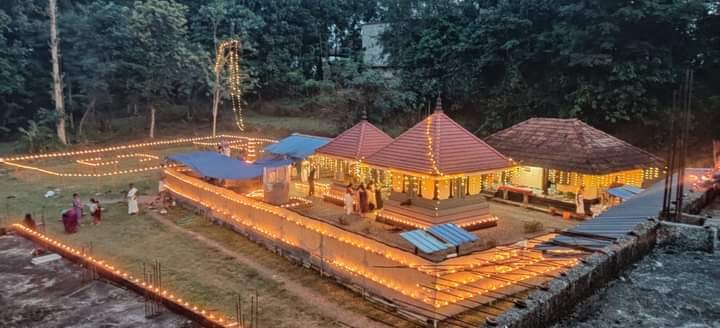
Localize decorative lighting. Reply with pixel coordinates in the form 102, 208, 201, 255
10, 224, 232, 327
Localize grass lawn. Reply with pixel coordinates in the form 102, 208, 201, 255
0, 142, 418, 328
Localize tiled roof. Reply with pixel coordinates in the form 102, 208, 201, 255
365, 102, 511, 176
484, 118, 665, 174
316, 120, 393, 160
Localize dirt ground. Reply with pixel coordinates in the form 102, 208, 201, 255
0, 235, 192, 328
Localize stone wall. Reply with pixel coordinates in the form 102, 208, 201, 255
491, 219, 658, 328
658, 221, 718, 252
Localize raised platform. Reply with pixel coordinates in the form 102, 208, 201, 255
376, 194, 499, 230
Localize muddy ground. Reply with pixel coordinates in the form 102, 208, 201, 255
0, 234, 194, 328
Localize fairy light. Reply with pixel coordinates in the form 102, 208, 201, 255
10, 224, 232, 327
215, 39, 245, 131
163, 167, 584, 310
0, 134, 277, 177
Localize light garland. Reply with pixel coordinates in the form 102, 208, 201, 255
11, 224, 233, 327
215, 40, 245, 131
164, 168, 582, 305
0, 135, 277, 177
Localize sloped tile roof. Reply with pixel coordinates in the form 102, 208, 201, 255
484, 118, 665, 174
365, 103, 511, 176
316, 120, 393, 160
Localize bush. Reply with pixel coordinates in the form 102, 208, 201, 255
524, 220, 544, 233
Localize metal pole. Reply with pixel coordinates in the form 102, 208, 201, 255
662, 91, 677, 218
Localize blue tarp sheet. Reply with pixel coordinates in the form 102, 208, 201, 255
264, 133, 330, 160
168, 151, 291, 180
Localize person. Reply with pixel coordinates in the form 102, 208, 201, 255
62, 208, 79, 233
343, 186, 354, 215
358, 183, 369, 218
221, 140, 231, 157
72, 193, 83, 223
127, 183, 139, 215
575, 185, 585, 217
23, 213, 37, 231
307, 166, 316, 197
352, 184, 360, 212
366, 181, 376, 211
89, 198, 102, 225
374, 185, 383, 210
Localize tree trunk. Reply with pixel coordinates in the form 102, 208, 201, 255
67, 82, 74, 130
211, 67, 221, 137
49, 0, 67, 145
149, 105, 156, 139
77, 97, 96, 138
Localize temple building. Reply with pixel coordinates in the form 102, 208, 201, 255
313, 119, 393, 203
484, 118, 664, 207
365, 100, 512, 229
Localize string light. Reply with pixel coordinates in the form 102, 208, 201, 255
0, 135, 277, 177
163, 168, 583, 311
215, 39, 246, 131
10, 224, 232, 327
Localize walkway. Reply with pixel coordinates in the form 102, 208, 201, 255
139, 196, 391, 328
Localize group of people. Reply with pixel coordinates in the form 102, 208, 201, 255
343, 181, 382, 217
58, 183, 139, 234
61, 193, 103, 233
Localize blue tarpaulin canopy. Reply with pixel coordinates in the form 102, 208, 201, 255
168, 151, 291, 180
264, 133, 330, 160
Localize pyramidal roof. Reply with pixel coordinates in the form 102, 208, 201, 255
316, 120, 393, 160
484, 118, 665, 174
365, 100, 511, 176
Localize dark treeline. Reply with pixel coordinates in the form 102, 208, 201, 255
0, 0, 718, 150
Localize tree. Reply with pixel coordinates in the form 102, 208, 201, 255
61, 1, 135, 138
48, 0, 66, 144
129, 0, 192, 138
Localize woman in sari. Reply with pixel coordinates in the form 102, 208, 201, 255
62, 208, 79, 234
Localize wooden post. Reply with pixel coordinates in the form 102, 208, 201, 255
542, 168, 549, 196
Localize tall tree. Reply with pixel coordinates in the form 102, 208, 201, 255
129, 0, 191, 138
48, 0, 66, 144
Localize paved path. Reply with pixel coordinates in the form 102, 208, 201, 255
139, 198, 390, 328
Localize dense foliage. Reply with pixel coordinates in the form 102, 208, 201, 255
0, 0, 718, 147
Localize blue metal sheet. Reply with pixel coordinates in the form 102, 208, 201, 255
607, 188, 634, 200
427, 223, 478, 246
264, 133, 330, 160
400, 230, 452, 254
537, 176, 669, 252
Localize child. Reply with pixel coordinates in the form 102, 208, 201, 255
89, 198, 102, 225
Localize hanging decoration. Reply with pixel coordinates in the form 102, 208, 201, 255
213, 39, 246, 133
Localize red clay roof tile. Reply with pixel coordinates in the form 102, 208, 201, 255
316, 120, 393, 160
484, 118, 664, 174
365, 108, 511, 176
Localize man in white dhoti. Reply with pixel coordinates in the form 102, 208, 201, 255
343, 186, 354, 215
127, 183, 139, 215
575, 185, 585, 217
